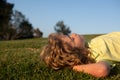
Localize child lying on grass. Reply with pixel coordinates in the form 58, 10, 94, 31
40, 32, 120, 77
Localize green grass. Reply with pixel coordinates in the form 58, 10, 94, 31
0, 35, 120, 80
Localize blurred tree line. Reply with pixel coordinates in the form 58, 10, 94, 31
0, 0, 71, 40
0, 0, 43, 40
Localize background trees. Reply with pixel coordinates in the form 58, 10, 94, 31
0, 0, 14, 40
0, 0, 71, 40
33, 28, 43, 38
10, 10, 34, 39
54, 21, 71, 35
0, 0, 43, 40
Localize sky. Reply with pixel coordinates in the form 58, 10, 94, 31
7, 0, 120, 37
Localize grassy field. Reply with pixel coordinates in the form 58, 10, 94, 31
0, 35, 120, 80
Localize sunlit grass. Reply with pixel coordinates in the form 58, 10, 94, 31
0, 36, 120, 80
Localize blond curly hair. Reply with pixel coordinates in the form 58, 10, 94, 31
40, 33, 95, 70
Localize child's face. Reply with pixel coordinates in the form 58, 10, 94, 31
61, 33, 85, 48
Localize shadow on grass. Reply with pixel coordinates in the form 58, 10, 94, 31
109, 63, 120, 76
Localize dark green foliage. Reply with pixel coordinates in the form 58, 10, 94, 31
0, 35, 120, 80
0, 1, 43, 40
34, 28, 43, 38
17, 20, 33, 39
10, 10, 34, 39
0, 0, 14, 40
54, 21, 71, 35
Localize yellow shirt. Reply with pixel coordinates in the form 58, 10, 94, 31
88, 32, 120, 68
